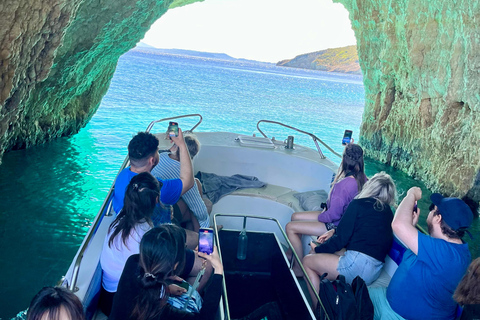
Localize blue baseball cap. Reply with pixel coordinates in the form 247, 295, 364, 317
430, 193, 473, 231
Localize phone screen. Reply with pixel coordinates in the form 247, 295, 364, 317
198, 228, 214, 255
168, 122, 179, 138
342, 130, 353, 145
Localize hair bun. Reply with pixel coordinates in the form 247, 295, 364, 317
345, 144, 363, 161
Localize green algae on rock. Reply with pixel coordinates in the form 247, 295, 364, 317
1, 0, 480, 202
335, 0, 480, 201
0, 0, 175, 155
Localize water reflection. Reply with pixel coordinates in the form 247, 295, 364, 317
0, 131, 112, 318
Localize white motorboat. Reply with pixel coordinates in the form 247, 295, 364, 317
60, 114, 402, 320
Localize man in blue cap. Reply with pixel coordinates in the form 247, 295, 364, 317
369, 187, 473, 320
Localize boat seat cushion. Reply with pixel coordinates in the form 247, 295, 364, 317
230, 184, 303, 211
293, 189, 329, 211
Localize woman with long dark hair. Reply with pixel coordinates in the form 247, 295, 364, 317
99, 172, 161, 315
286, 143, 367, 275
27, 286, 85, 320
109, 225, 224, 320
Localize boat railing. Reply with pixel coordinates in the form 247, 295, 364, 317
64, 155, 131, 292
256, 119, 342, 160
146, 113, 203, 133
213, 213, 330, 320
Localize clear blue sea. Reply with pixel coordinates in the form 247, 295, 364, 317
0, 49, 478, 319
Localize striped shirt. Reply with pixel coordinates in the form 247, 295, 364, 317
151, 152, 210, 228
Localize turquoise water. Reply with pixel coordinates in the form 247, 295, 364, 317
0, 50, 478, 319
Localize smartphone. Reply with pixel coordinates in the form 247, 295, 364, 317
166, 279, 190, 291
168, 122, 179, 138
413, 203, 418, 213
198, 228, 214, 255
342, 130, 353, 145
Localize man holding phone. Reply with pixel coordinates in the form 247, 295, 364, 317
112, 128, 194, 217
368, 188, 472, 320
152, 133, 209, 231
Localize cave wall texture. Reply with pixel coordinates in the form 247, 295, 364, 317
335, 0, 480, 200
1, 0, 480, 200
0, 0, 178, 154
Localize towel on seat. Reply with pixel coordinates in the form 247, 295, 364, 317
195, 171, 266, 204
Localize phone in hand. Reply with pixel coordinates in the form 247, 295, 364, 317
413, 202, 418, 213
168, 122, 179, 139
198, 228, 214, 255
342, 130, 353, 145
166, 279, 190, 291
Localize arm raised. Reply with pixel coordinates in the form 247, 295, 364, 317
170, 128, 194, 195
392, 187, 422, 254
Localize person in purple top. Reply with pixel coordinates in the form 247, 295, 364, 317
285, 143, 367, 276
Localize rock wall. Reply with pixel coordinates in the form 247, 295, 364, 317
1, 0, 480, 200
335, 0, 480, 200
0, 0, 174, 156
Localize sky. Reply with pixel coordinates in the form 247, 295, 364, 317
141, 0, 356, 63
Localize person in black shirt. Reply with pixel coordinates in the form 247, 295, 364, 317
302, 172, 397, 307
109, 224, 223, 320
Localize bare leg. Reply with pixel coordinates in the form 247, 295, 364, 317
190, 214, 200, 232
185, 229, 198, 250
285, 220, 328, 276
186, 251, 213, 293
302, 253, 340, 308
195, 178, 213, 214
291, 211, 322, 221
195, 178, 203, 196
176, 199, 200, 232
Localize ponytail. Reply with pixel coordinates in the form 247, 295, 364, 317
108, 172, 161, 248
131, 225, 187, 320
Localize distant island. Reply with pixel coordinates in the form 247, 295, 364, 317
133, 43, 274, 66
277, 45, 361, 75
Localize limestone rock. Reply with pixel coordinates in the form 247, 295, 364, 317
1, 0, 479, 202
0, 0, 174, 155
335, 0, 480, 200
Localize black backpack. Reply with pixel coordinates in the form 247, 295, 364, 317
351, 276, 374, 320
315, 274, 373, 320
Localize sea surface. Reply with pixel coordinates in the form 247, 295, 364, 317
0, 49, 478, 319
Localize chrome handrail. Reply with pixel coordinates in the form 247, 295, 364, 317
256, 119, 342, 159
213, 213, 329, 320
146, 114, 203, 133
66, 155, 130, 292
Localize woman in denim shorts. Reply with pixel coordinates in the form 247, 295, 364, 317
302, 172, 397, 307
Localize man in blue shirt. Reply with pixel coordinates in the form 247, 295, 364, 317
369, 188, 473, 320
112, 129, 194, 216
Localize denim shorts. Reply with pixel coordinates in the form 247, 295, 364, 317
325, 222, 336, 231
337, 250, 384, 285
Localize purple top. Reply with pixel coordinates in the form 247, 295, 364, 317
317, 177, 360, 225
